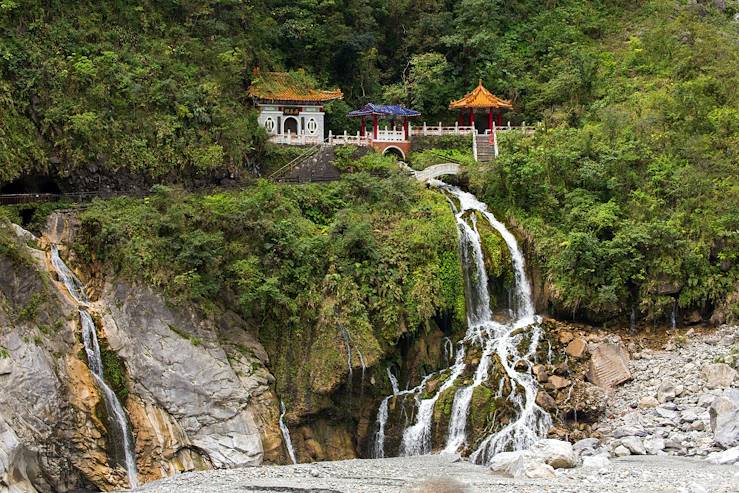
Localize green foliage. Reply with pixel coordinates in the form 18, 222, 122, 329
0, 219, 32, 266
99, 343, 128, 401
409, 149, 474, 172
16, 292, 44, 323
75, 175, 462, 401
0, 346, 8, 359
0, 0, 273, 184
333, 152, 398, 176
467, 4, 739, 321
167, 323, 203, 347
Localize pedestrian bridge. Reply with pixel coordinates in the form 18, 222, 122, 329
411, 163, 462, 182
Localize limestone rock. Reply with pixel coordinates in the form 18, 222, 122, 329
709, 389, 739, 448
509, 458, 556, 480
565, 337, 588, 358
548, 375, 571, 390
639, 396, 659, 409
101, 282, 274, 469
613, 445, 630, 457
705, 447, 739, 465
613, 425, 647, 438
573, 438, 600, 453
582, 455, 610, 470
644, 437, 666, 455
535, 390, 557, 411
559, 331, 574, 344
701, 363, 737, 389
489, 451, 555, 479
620, 436, 646, 455
587, 342, 631, 389
657, 381, 677, 403
530, 439, 578, 468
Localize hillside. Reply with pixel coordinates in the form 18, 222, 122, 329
0, 2, 738, 491
2, 0, 737, 323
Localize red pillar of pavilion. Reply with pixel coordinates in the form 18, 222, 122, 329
373, 114, 378, 140
360, 116, 366, 137
497, 110, 502, 126
469, 109, 474, 127
403, 117, 409, 140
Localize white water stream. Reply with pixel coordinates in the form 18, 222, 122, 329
279, 401, 298, 464
51, 246, 138, 488
373, 182, 550, 463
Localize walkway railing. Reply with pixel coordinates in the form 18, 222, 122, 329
413, 122, 536, 137
0, 192, 109, 206
269, 133, 324, 146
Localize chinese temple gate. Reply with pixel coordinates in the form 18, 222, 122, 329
248, 70, 343, 145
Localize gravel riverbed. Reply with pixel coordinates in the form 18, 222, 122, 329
131, 454, 739, 493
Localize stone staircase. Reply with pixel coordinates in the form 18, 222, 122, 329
475, 134, 496, 162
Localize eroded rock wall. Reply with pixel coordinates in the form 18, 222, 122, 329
0, 221, 286, 492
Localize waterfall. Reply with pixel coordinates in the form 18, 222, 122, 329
671, 300, 677, 329
387, 368, 400, 395
442, 337, 454, 365
373, 368, 400, 458
374, 180, 549, 464
279, 401, 298, 464
400, 348, 466, 456
79, 310, 138, 488
51, 247, 138, 488
340, 328, 353, 381
51, 245, 88, 304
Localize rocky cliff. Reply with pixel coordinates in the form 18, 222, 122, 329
0, 219, 284, 492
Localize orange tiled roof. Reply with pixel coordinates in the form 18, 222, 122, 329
248, 71, 343, 103
449, 80, 513, 110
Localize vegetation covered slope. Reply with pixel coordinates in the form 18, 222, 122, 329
1, 0, 737, 322
72, 172, 465, 410
467, 2, 738, 323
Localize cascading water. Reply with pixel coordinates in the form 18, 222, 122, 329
79, 310, 139, 487
400, 349, 466, 456
51, 245, 88, 304
279, 401, 298, 464
51, 246, 138, 488
373, 180, 550, 464
373, 368, 400, 458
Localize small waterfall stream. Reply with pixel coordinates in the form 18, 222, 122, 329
279, 401, 298, 464
373, 181, 550, 464
50, 246, 138, 488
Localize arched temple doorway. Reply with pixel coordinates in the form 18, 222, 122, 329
284, 117, 299, 135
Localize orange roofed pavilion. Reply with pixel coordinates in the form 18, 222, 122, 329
450, 80, 512, 130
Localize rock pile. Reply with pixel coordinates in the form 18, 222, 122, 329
592, 325, 739, 464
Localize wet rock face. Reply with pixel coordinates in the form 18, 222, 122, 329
2, 221, 287, 492
0, 245, 103, 492
100, 281, 278, 470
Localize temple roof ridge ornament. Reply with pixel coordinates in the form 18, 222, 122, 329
449, 80, 513, 110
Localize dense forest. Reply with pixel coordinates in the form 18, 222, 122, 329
1, 0, 737, 325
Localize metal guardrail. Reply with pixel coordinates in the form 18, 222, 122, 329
0, 192, 108, 206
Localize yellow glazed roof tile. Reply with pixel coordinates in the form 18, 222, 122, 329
248, 71, 343, 103
449, 80, 513, 110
